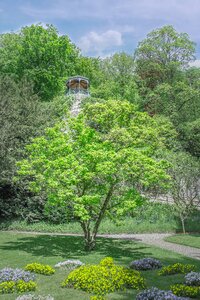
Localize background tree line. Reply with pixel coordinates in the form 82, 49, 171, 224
0, 24, 199, 236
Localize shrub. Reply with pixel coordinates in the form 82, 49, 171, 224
61, 257, 146, 297
0, 268, 35, 283
130, 258, 162, 271
25, 263, 55, 275
0, 280, 36, 294
16, 280, 37, 293
170, 284, 200, 298
136, 287, 189, 300
16, 294, 54, 300
158, 263, 196, 276
90, 296, 106, 300
99, 257, 114, 268
0, 281, 15, 294
55, 259, 84, 270
185, 272, 200, 286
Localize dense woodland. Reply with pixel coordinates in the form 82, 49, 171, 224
0, 24, 199, 248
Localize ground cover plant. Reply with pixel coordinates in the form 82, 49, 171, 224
25, 263, 55, 276
0, 268, 35, 283
136, 287, 188, 300
158, 263, 196, 276
61, 257, 145, 298
185, 272, 200, 286
170, 284, 200, 298
165, 235, 200, 249
130, 258, 162, 270
55, 259, 84, 270
0, 232, 200, 299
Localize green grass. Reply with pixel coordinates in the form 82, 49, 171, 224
0, 232, 200, 299
165, 234, 200, 249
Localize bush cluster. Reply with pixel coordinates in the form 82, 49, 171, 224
0, 268, 35, 283
170, 284, 200, 298
25, 263, 55, 275
61, 257, 146, 297
55, 259, 84, 270
0, 280, 36, 294
136, 287, 189, 300
16, 295, 54, 300
130, 258, 162, 271
158, 263, 196, 276
185, 272, 200, 286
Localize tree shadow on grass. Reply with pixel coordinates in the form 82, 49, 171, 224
0, 234, 152, 263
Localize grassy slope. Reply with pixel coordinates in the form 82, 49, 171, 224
165, 234, 200, 249
0, 232, 200, 300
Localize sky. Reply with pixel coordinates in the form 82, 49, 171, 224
0, 0, 200, 65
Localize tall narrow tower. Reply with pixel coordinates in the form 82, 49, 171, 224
66, 76, 90, 116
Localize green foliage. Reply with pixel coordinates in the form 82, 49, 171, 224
0, 281, 15, 293
93, 52, 139, 102
134, 25, 195, 89
170, 284, 200, 298
0, 24, 79, 101
16, 100, 172, 249
0, 280, 36, 294
158, 263, 196, 276
25, 263, 55, 275
179, 118, 200, 157
61, 257, 146, 297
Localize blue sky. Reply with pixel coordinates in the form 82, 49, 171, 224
0, 0, 200, 64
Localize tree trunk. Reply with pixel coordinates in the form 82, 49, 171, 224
180, 214, 186, 234
80, 184, 114, 251
81, 221, 96, 251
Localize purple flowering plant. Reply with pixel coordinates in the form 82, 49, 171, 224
0, 268, 35, 283
136, 287, 190, 300
130, 258, 162, 271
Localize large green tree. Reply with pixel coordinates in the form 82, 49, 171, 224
17, 100, 173, 250
134, 25, 195, 89
0, 24, 78, 100
0, 76, 66, 219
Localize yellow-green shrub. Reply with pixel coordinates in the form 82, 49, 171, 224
99, 257, 114, 268
90, 296, 106, 300
25, 263, 55, 275
170, 284, 200, 298
16, 280, 37, 293
0, 280, 36, 294
0, 281, 15, 293
61, 257, 146, 297
158, 263, 196, 276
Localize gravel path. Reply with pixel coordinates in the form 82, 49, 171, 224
3, 231, 200, 260
99, 233, 200, 261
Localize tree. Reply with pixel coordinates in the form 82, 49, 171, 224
17, 100, 172, 250
168, 152, 200, 233
0, 75, 66, 219
134, 25, 195, 89
0, 24, 79, 100
93, 52, 139, 103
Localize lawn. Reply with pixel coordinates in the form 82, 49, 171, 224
0, 232, 200, 299
165, 234, 200, 249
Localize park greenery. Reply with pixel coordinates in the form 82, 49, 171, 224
0, 23, 200, 248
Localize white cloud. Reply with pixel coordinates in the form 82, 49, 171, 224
78, 30, 123, 55
189, 60, 200, 68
